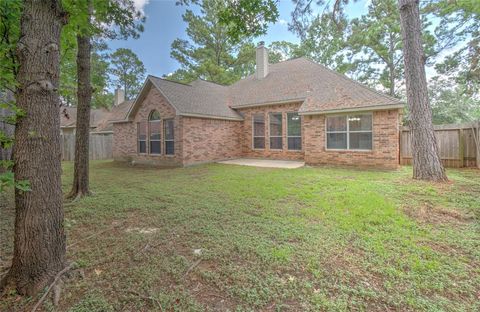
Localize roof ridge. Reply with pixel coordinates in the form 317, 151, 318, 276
228, 56, 310, 87
194, 78, 228, 87
149, 75, 193, 87
301, 57, 402, 103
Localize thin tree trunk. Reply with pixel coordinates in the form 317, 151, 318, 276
124, 78, 128, 101
389, 63, 395, 96
388, 33, 396, 97
68, 0, 93, 199
0, 0, 67, 296
398, 0, 448, 182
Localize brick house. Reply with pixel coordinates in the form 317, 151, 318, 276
60, 89, 133, 135
113, 43, 404, 168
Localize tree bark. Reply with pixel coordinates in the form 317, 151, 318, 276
398, 0, 448, 182
0, 0, 67, 296
68, 0, 93, 199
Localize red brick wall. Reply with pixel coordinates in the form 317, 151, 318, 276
113, 121, 136, 160
303, 109, 401, 168
236, 102, 305, 160
113, 85, 183, 166
113, 85, 401, 169
182, 117, 243, 165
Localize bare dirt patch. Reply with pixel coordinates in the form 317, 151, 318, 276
403, 201, 475, 225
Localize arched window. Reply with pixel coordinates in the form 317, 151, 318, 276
149, 110, 161, 154
149, 110, 161, 121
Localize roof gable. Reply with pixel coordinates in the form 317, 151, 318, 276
126, 76, 243, 121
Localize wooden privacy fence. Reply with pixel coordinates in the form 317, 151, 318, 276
61, 133, 113, 161
400, 122, 480, 168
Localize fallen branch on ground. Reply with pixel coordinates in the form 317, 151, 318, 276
67, 221, 125, 250
31, 262, 76, 312
122, 289, 163, 311
183, 259, 202, 279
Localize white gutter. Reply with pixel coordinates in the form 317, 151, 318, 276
179, 112, 243, 121
299, 103, 405, 115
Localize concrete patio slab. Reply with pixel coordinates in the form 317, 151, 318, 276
218, 158, 305, 169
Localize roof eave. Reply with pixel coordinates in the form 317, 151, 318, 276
90, 131, 114, 134
179, 112, 243, 121
111, 120, 133, 124
230, 98, 306, 109
299, 103, 405, 115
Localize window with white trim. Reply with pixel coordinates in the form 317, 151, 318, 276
149, 110, 161, 154
253, 114, 265, 149
269, 113, 282, 150
326, 114, 372, 150
287, 112, 301, 150
164, 119, 174, 155
137, 121, 147, 154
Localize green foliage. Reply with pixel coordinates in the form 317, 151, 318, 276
297, 12, 352, 73
0, 0, 22, 194
268, 40, 306, 63
0, 170, 14, 191
427, 0, 480, 96
169, 0, 259, 84
59, 0, 146, 106
217, 0, 279, 42
348, 0, 403, 96
63, 0, 145, 40
429, 78, 480, 124
69, 292, 114, 312
109, 48, 146, 100
0, 0, 20, 92
0, 165, 30, 193
60, 40, 113, 108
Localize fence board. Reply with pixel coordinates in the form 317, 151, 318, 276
400, 122, 479, 168
61, 133, 112, 161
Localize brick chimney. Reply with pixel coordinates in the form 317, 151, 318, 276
255, 41, 268, 79
113, 88, 125, 106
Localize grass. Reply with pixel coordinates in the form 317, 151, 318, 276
1, 161, 479, 311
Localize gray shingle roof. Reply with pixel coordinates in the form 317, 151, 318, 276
127, 57, 403, 121
149, 77, 243, 120
60, 107, 111, 128
95, 100, 134, 132
60, 101, 134, 132
228, 57, 403, 113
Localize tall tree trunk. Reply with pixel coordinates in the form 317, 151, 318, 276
388, 33, 396, 97
0, 0, 67, 296
124, 77, 128, 101
398, 0, 448, 182
389, 63, 395, 96
68, 0, 93, 199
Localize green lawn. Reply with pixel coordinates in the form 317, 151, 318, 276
1, 161, 479, 311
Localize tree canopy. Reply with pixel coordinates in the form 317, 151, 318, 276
109, 48, 146, 100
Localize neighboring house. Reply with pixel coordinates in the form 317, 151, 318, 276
60, 89, 134, 135
113, 43, 404, 168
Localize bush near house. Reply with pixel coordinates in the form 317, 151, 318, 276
1, 161, 479, 311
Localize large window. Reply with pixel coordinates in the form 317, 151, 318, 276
269, 113, 282, 150
287, 113, 301, 150
137, 122, 147, 154
149, 110, 161, 154
326, 114, 372, 150
253, 114, 265, 149
164, 119, 174, 155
